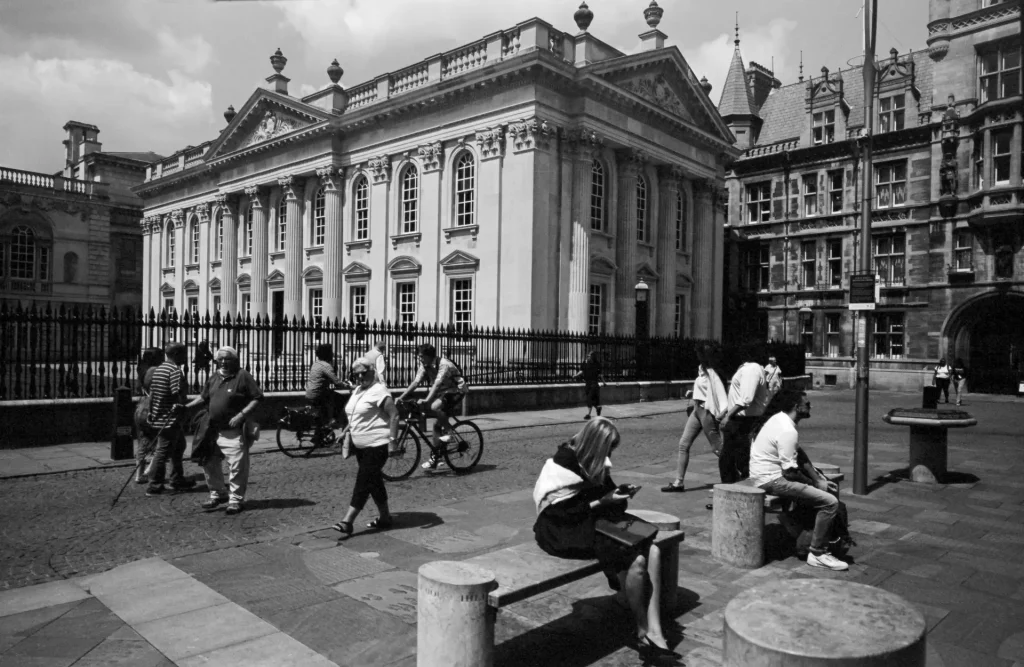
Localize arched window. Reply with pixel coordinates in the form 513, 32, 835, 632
590, 160, 605, 231
189, 217, 200, 264
354, 176, 369, 240
165, 223, 175, 268
313, 187, 326, 246
454, 152, 475, 227
276, 196, 287, 251
636, 175, 648, 242
214, 210, 224, 260
244, 206, 254, 256
675, 189, 686, 251
401, 165, 419, 234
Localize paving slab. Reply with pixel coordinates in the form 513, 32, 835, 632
0, 581, 91, 619
332, 569, 419, 624
75, 557, 192, 598
0, 600, 83, 637
135, 602, 277, 660
96, 576, 228, 625
301, 544, 395, 585
177, 631, 336, 667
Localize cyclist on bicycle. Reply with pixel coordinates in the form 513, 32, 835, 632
397, 343, 467, 470
305, 343, 349, 431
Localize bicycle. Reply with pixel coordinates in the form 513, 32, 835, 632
275, 405, 342, 458
382, 399, 484, 481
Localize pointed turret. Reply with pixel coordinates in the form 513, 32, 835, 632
717, 17, 761, 149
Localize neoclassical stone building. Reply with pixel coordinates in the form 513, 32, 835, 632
720, 1, 1022, 393
136, 3, 737, 338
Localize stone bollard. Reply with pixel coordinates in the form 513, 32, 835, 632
712, 484, 765, 568
908, 426, 948, 483
724, 579, 926, 666
417, 561, 497, 667
627, 509, 680, 612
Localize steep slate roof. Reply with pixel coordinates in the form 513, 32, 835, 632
752, 50, 933, 148
718, 43, 757, 119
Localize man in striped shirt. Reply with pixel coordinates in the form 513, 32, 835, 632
146, 342, 194, 496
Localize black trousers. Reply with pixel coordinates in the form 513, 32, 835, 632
718, 416, 758, 484
935, 378, 950, 402
350, 445, 388, 511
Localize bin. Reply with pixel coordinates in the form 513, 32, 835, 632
922, 385, 940, 410
110, 386, 135, 460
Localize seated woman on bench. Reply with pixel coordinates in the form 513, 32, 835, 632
532, 418, 679, 661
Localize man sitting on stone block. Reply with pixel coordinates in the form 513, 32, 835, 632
748, 389, 851, 571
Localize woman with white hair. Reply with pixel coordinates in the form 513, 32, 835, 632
332, 356, 401, 536
532, 418, 679, 660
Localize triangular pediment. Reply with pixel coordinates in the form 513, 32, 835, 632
204, 90, 332, 162
589, 50, 734, 145
439, 250, 479, 270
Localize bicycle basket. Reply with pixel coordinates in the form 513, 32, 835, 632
281, 406, 318, 430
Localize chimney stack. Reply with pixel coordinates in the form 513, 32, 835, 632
62, 121, 101, 177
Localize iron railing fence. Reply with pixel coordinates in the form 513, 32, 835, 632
0, 304, 806, 400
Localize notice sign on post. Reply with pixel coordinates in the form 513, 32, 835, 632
849, 274, 876, 311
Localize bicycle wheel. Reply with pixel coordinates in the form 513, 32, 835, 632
382, 428, 421, 481
276, 423, 318, 458
442, 420, 483, 472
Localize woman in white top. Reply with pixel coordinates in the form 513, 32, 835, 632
662, 345, 728, 492
933, 357, 953, 404
332, 357, 400, 537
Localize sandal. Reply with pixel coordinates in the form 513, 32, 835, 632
367, 516, 393, 530
660, 482, 686, 493
331, 520, 353, 536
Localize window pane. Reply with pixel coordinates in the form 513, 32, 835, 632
981, 51, 999, 75
1003, 48, 1020, 70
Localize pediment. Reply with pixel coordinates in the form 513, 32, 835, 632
302, 266, 323, 280
204, 90, 332, 162
637, 263, 660, 280
591, 255, 617, 275
160, 282, 175, 294
183, 279, 200, 291
590, 51, 734, 144
208, 277, 221, 290
388, 256, 422, 275
439, 250, 480, 270
266, 269, 285, 285
236, 273, 251, 286
343, 261, 371, 280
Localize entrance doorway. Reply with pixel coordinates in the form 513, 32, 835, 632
271, 291, 284, 357
947, 293, 1024, 395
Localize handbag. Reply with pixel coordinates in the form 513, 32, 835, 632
594, 514, 659, 548
340, 426, 353, 460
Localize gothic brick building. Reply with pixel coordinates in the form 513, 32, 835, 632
721, 0, 1022, 394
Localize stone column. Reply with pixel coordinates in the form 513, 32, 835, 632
691, 180, 715, 338
318, 166, 344, 320
367, 156, 390, 322
566, 134, 597, 332
614, 150, 644, 335
245, 185, 269, 317
196, 203, 210, 315
655, 167, 681, 336
712, 483, 765, 568
417, 561, 497, 667
280, 176, 305, 319
215, 194, 239, 317
171, 210, 185, 315
140, 218, 152, 313
151, 218, 164, 315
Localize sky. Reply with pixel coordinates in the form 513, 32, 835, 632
0, 0, 926, 175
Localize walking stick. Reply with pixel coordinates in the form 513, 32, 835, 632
110, 420, 174, 508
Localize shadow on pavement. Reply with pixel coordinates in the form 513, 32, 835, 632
866, 468, 980, 493
389, 511, 444, 531
244, 498, 317, 511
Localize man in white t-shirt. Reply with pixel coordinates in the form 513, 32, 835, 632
749, 390, 848, 571
717, 352, 769, 485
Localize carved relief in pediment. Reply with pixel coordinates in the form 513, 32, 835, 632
245, 110, 301, 147
618, 74, 694, 122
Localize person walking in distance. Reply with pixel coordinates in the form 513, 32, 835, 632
953, 357, 968, 406
715, 345, 769, 492
748, 390, 850, 571
331, 357, 401, 537
764, 355, 783, 402
574, 350, 604, 420
933, 357, 953, 404
364, 340, 388, 388
662, 344, 727, 493
185, 346, 263, 515
145, 342, 194, 496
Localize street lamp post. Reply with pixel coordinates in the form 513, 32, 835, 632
635, 278, 650, 388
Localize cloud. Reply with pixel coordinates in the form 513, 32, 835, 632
156, 29, 214, 75
0, 53, 213, 171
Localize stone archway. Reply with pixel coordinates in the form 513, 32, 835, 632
943, 291, 1024, 395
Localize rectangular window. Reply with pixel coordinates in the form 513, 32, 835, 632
212, 295, 221, 314
812, 109, 835, 145
878, 94, 905, 133
800, 313, 814, 356
191, 222, 200, 264
588, 284, 604, 334
828, 170, 843, 213
241, 294, 251, 319
244, 209, 253, 256
759, 244, 770, 290
802, 174, 818, 217
675, 190, 685, 251
38, 246, 50, 281
746, 182, 771, 223
450, 279, 473, 330
355, 179, 369, 241
167, 230, 176, 268
873, 233, 906, 286
827, 239, 843, 287
402, 169, 419, 234
954, 230, 973, 271
674, 295, 685, 337
216, 216, 223, 260
313, 191, 326, 246
974, 140, 984, 189
187, 296, 199, 318
801, 240, 817, 288
277, 200, 287, 251
164, 297, 175, 314
873, 313, 905, 359
636, 178, 649, 242
309, 288, 323, 325
875, 162, 907, 209
993, 130, 1012, 184
396, 283, 416, 326
980, 43, 1021, 103
826, 313, 841, 358
349, 285, 367, 324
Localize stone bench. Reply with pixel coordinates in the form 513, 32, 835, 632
416, 510, 685, 667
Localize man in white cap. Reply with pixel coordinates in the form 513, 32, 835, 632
186, 346, 263, 515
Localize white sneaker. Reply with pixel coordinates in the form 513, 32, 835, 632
807, 551, 849, 571
421, 454, 446, 470
439, 435, 453, 444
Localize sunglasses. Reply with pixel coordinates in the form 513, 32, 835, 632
349, 368, 372, 378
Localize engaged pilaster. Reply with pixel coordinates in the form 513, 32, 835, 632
615, 150, 645, 335
692, 179, 715, 338
280, 176, 305, 318
656, 166, 682, 336
245, 185, 269, 317
317, 166, 344, 320
215, 194, 239, 316
566, 130, 600, 332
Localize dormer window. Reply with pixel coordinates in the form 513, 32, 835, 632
812, 110, 835, 144
878, 94, 905, 133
